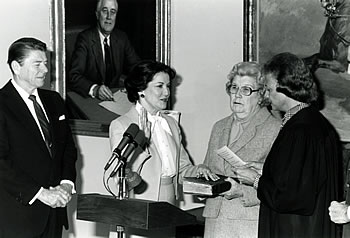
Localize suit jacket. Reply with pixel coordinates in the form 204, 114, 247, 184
203, 108, 280, 221
0, 81, 77, 238
68, 26, 141, 97
109, 106, 198, 202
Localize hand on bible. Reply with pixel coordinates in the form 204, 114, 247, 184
195, 164, 219, 181
221, 177, 243, 200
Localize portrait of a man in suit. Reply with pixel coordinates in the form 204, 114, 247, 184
64, 0, 156, 124
68, 0, 141, 101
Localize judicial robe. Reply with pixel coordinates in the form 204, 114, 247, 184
257, 106, 342, 238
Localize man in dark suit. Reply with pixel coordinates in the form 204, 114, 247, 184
0, 37, 77, 237
68, 0, 140, 101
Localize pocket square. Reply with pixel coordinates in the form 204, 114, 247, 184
58, 115, 65, 120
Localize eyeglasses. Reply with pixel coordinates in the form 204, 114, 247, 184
229, 85, 260, 96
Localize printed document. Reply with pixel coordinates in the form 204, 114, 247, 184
99, 90, 133, 115
216, 146, 246, 167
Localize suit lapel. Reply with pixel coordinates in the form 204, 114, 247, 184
110, 34, 119, 70
230, 108, 270, 153
2, 82, 50, 156
221, 115, 234, 149
123, 106, 139, 124
91, 28, 105, 83
161, 113, 180, 158
230, 122, 255, 153
159, 112, 182, 174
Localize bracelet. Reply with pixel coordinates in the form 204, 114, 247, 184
253, 174, 261, 190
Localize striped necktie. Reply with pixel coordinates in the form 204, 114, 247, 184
28, 95, 52, 154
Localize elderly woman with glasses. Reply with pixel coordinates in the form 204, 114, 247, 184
202, 62, 280, 238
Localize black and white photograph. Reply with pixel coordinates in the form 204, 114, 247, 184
0, 0, 349, 238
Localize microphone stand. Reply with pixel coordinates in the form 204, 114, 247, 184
117, 163, 128, 200
116, 163, 128, 238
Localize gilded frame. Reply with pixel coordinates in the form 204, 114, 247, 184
49, 0, 171, 137
244, 0, 350, 142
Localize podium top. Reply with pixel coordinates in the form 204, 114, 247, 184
77, 193, 198, 230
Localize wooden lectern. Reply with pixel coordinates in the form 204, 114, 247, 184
77, 193, 198, 230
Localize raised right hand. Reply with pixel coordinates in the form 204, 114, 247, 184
140, 107, 151, 140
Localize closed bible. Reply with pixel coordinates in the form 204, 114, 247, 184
183, 175, 232, 196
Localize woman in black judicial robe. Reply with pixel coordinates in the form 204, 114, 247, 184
235, 52, 342, 238
257, 105, 341, 238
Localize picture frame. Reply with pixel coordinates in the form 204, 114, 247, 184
243, 0, 327, 62
244, 0, 350, 142
49, 0, 171, 137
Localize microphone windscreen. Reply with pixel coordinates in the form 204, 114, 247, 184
114, 123, 140, 154
133, 130, 146, 148
125, 168, 142, 189
125, 123, 139, 138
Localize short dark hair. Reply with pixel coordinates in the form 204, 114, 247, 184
263, 52, 318, 104
125, 60, 176, 103
7, 37, 47, 73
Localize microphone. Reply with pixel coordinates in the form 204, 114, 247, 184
104, 123, 139, 171
125, 131, 147, 189
125, 168, 142, 190
109, 130, 146, 178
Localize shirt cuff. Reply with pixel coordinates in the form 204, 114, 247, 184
89, 84, 98, 98
29, 187, 43, 205
347, 205, 350, 220
60, 180, 76, 194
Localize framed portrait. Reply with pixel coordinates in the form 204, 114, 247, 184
244, 0, 350, 142
50, 0, 171, 137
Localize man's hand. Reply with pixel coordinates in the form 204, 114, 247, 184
37, 185, 72, 208
97, 85, 114, 101
60, 183, 73, 195
329, 201, 350, 224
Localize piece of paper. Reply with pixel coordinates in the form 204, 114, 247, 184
99, 90, 133, 116
216, 146, 246, 167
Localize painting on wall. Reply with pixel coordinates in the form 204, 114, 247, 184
244, 0, 350, 142
51, 0, 171, 137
